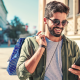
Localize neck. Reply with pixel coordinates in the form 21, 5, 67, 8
45, 32, 63, 42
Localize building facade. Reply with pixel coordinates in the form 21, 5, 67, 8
0, 0, 8, 42
38, 0, 80, 48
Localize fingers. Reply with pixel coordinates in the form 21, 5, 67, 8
36, 31, 47, 39
71, 64, 80, 70
36, 33, 47, 46
36, 31, 45, 40
36, 31, 42, 36
36, 31, 47, 46
38, 34, 45, 41
68, 64, 80, 76
68, 68, 80, 76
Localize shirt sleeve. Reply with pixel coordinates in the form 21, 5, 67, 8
16, 38, 35, 80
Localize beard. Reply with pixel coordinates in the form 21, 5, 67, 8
47, 24, 63, 37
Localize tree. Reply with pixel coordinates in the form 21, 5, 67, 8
6, 16, 29, 39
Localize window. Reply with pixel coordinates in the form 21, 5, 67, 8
68, 0, 73, 17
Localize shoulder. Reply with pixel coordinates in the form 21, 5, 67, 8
63, 35, 80, 57
63, 35, 77, 45
63, 35, 79, 50
24, 36, 36, 43
23, 36, 38, 47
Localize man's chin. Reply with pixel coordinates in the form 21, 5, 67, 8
54, 31, 62, 37
52, 33, 61, 37
54, 34, 61, 37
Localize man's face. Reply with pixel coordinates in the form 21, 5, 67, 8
46, 12, 67, 37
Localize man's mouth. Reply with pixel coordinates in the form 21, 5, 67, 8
55, 28, 61, 30
55, 28, 61, 32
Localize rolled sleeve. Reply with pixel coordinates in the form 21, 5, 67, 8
16, 62, 32, 80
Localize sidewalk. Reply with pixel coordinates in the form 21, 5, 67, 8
0, 45, 19, 80
0, 44, 15, 48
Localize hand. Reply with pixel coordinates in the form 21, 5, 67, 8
68, 64, 80, 78
36, 31, 47, 46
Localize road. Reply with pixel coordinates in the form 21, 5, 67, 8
0, 44, 19, 80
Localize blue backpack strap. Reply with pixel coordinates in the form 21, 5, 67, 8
7, 38, 25, 75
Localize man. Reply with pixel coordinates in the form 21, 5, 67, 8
16, 1, 80, 80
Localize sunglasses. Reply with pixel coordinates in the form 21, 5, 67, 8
47, 18, 68, 27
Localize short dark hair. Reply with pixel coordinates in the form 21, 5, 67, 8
44, 1, 69, 18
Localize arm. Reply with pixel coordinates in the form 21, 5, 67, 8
25, 47, 45, 74
25, 34, 47, 74
16, 35, 47, 80
25, 35, 47, 73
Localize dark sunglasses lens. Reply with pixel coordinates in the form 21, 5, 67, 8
62, 20, 68, 26
53, 19, 60, 25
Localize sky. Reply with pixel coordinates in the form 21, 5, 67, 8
3, 0, 39, 33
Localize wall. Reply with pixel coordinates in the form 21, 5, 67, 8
0, 0, 7, 29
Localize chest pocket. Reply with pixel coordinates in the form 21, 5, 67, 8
67, 42, 77, 68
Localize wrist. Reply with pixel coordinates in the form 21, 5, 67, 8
39, 45, 46, 48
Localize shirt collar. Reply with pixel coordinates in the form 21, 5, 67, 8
62, 34, 70, 43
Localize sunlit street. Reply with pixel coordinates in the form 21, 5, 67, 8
0, 44, 19, 80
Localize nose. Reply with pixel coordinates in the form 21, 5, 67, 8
57, 22, 63, 27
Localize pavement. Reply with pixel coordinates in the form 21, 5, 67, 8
0, 44, 19, 80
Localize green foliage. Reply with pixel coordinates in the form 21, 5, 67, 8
6, 16, 29, 39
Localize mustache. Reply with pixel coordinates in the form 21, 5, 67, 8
53, 27, 63, 30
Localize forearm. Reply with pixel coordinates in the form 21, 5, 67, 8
25, 47, 45, 74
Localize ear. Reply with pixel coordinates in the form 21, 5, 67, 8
44, 17, 47, 24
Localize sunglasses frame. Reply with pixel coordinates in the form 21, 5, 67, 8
47, 18, 69, 27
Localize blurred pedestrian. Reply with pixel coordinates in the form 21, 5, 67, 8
8, 39, 11, 46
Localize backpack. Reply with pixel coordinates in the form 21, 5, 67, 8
7, 38, 25, 75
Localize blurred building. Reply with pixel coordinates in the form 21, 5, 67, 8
38, 0, 80, 48
19, 33, 31, 38
0, 0, 8, 42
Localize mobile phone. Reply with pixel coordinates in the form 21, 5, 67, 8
72, 57, 80, 70
75, 56, 80, 66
